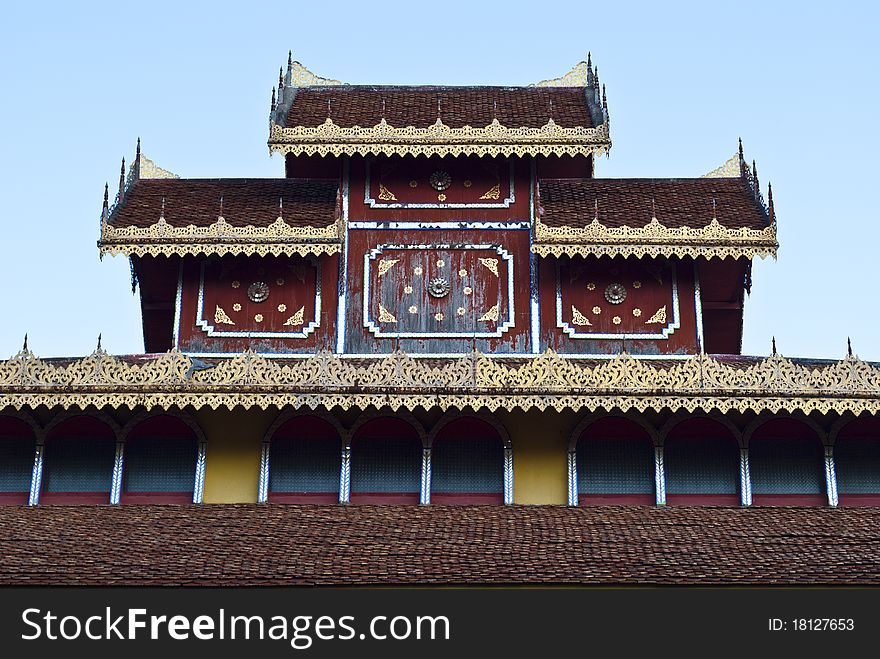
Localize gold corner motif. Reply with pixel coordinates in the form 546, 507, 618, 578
702, 154, 741, 178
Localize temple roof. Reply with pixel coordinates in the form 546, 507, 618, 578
268, 60, 611, 158
99, 161, 341, 257
533, 153, 778, 260
2, 504, 878, 585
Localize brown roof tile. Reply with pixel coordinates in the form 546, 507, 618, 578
285, 87, 594, 129
1, 505, 877, 585
538, 178, 770, 230
109, 178, 338, 229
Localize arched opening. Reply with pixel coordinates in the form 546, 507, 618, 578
749, 418, 825, 506
121, 415, 199, 504
350, 417, 421, 505
42, 416, 116, 504
431, 417, 504, 505
835, 417, 880, 507
269, 415, 341, 504
0, 416, 37, 505
576, 416, 654, 505
664, 418, 740, 506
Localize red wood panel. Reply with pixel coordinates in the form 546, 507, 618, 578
349, 492, 419, 505
348, 156, 531, 222
40, 492, 110, 505
176, 254, 338, 354
579, 494, 655, 505
838, 494, 880, 507
345, 228, 532, 354
0, 492, 28, 506
119, 492, 192, 504
431, 493, 504, 505
666, 494, 740, 506
751, 494, 826, 506
540, 255, 699, 355
268, 492, 339, 504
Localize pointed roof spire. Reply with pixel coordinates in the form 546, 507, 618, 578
102, 183, 109, 221
548, 96, 553, 119
160, 197, 165, 220
493, 99, 497, 120
771, 336, 777, 356
738, 137, 745, 177
118, 157, 126, 199
219, 195, 224, 218
271, 86, 276, 113
134, 137, 142, 179
594, 197, 599, 222
278, 196, 284, 218
602, 84, 607, 111
381, 97, 386, 119
711, 197, 717, 220
587, 52, 593, 85
327, 97, 331, 118
767, 182, 775, 223
287, 50, 293, 71
22, 333, 28, 352
279, 67, 284, 91
752, 159, 759, 191
437, 96, 441, 119
651, 196, 657, 220
97, 333, 103, 351
847, 337, 853, 357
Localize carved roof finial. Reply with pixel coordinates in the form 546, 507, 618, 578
97, 333, 102, 351
752, 159, 759, 192
437, 96, 441, 120
278, 196, 283, 218
271, 86, 276, 113
118, 157, 126, 198
711, 197, 717, 220
847, 337, 853, 357
327, 98, 331, 118
602, 84, 607, 111
219, 195, 224, 218
594, 67, 599, 91
102, 183, 109, 221
493, 99, 497, 120
134, 137, 142, 179
22, 333, 28, 352
382, 98, 386, 119
651, 196, 657, 220
160, 197, 165, 220
287, 50, 293, 71
279, 67, 284, 92
548, 97, 553, 119
587, 52, 593, 85
771, 335, 777, 356
738, 137, 745, 176
594, 197, 599, 222
767, 182, 775, 223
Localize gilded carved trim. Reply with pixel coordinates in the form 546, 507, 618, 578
3, 347, 880, 417
533, 217, 778, 260
531, 61, 592, 88
268, 118, 611, 159
99, 216, 342, 258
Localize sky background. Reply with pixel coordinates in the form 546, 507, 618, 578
1, 1, 877, 360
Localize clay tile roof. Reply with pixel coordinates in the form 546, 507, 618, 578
538, 178, 770, 230
109, 178, 338, 230
1, 505, 879, 585
285, 87, 594, 129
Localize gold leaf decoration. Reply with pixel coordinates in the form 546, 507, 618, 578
532, 217, 777, 261
378, 305, 397, 323
479, 258, 499, 277
214, 305, 235, 325
571, 305, 592, 326
378, 183, 397, 201
268, 117, 611, 159
645, 305, 667, 324
4, 348, 880, 417
377, 259, 399, 277
478, 305, 499, 323
283, 306, 305, 326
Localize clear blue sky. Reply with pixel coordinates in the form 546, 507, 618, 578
1, 1, 877, 360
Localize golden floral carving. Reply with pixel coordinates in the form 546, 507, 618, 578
533, 217, 778, 261
214, 306, 235, 325
283, 306, 305, 326
3, 348, 880, 417
285, 61, 344, 88
571, 305, 592, 326
531, 60, 592, 87
702, 154, 741, 178
268, 117, 611, 159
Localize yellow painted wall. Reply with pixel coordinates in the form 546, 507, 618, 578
196, 407, 276, 503
499, 409, 577, 505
